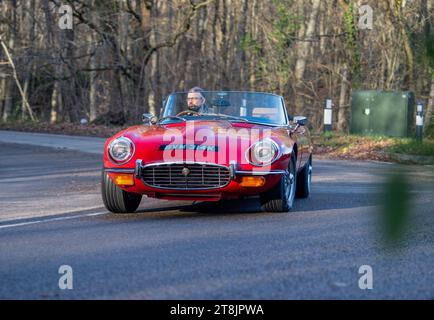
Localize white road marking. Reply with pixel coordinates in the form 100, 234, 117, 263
0, 212, 107, 230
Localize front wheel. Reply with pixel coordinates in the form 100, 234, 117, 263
260, 154, 297, 212
101, 171, 142, 213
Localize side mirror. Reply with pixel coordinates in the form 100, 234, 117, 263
293, 116, 307, 126
142, 113, 158, 125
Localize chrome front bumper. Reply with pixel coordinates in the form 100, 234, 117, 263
104, 160, 286, 179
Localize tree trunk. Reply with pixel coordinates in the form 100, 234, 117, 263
337, 67, 349, 132
50, 81, 61, 123
1, 37, 35, 122
425, 77, 434, 127
42, 0, 61, 123
58, 14, 78, 123
0, 78, 6, 117
387, 0, 414, 90
88, 50, 97, 121
20, 0, 36, 120
87, 1, 97, 122
147, 3, 157, 116
118, 0, 129, 118
248, 0, 257, 90
2, 78, 14, 122
2, 0, 17, 122
293, 0, 321, 115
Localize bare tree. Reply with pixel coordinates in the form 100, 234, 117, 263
0, 0, 432, 132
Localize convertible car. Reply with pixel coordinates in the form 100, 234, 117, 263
102, 91, 313, 213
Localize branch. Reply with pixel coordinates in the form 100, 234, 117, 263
0, 35, 36, 122
125, 0, 142, 23
134, 0, 215, 104
144, 0, 216, 65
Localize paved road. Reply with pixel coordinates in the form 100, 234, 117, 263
0, 131, 433, 299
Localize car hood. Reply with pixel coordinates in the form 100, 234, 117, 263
106, 120, 292, 167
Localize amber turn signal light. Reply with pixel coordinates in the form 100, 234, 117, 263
114, 174, 135, 186
240, 176, 266, 187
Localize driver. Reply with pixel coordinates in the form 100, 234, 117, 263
186, 87, 208, 114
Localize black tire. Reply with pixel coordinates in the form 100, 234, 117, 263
101, 171, 142, 213
296, 155, 312, 199
260, 153, 297, 212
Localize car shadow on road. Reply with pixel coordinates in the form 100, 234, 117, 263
127, 188, 378, 218
101, 179, 381, 220
131, 198, 262, 217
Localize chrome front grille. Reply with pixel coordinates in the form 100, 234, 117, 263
141, 163, 231, 190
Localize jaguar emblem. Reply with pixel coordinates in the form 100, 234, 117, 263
181, 167, 190, 176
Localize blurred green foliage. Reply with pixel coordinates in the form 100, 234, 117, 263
386, 138, 434, 157
342, 2, 361, 87
381, 172, 411, 243
425, 123, 434, 140
317, 133, 434, 157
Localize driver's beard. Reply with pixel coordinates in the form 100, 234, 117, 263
189, 105, 200, 112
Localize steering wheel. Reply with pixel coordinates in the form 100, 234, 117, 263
176, 110, 200, 117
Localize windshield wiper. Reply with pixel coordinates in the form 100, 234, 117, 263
159, 113, 250, 124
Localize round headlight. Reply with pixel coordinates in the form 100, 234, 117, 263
108, 137, 135, 164
247, 139, 279, 166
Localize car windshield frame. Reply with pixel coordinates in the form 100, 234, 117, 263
161, 91, 289, 127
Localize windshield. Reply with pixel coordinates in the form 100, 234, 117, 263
162, 91, 288, 126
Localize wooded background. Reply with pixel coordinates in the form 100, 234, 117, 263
0, 0, 433, 132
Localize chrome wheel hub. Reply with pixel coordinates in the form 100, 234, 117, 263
307, 165, 312, 192
284, 170, 295, 202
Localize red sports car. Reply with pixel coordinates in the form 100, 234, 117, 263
102, 91, 313, 213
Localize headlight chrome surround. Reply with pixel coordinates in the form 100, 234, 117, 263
107, 136, 135, 165
246, 139, 280, 166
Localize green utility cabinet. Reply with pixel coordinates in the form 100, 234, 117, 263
350, 90, 415, 137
